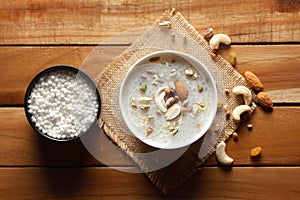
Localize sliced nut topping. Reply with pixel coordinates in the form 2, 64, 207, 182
184, 68, 194, 76
138, 97, 153, 103
154, 87, 167, 113
146, 127, 153, 137
169, 80, 175, 91
165, 103, 181, 121
169, 126, 179, 135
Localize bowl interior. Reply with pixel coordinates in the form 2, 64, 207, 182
119, 50, 218, 149
24, 65, 101, 142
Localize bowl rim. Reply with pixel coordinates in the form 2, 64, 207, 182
119, 50, 218, 149
24, 65, 101, 142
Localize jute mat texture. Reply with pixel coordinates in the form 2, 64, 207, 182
96, 10, 254, 193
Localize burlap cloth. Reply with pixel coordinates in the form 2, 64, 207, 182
95, 10, 253, 193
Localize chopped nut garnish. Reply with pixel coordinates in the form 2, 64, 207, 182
225, 89, 230, 95
156, 109, 162, 115
203, 27, 214, 41
232, 132, 238, 141
159, 21, 172, 28
140, 84, 147, 92
131, 103, 137, 108
198, 86, 203, 92
196, 122, 201, 129
146, 127, 154, 136
247, 123, 253, 130
148, 115, 154, 120
226, 110, 231, 119
210, 52, 217, 60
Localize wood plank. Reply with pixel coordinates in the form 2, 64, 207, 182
0, 167, 299, 199
206, 106, 300, 166
0, 107, 135, 167
0, 45, 299, 105
190, 0, 300, 43
0, 107, 299, 166
0, 0, 299, 44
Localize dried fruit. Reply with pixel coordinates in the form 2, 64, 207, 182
169, 126, 179, 135
210, 52, 217, 60
225, 89, 230, 95
216, 141, 234, 167
203, 27, 214, 41
225, 110, 231, 119
175, 80, 189, 101
131, 103, 137, 108
247, 124, 253, 130
138, 97, 153, 103
250, 146, 262, 158
232, 85, 252, 105
140, 84, 147, 92
155, 87, 167, 113
148, 115, 154, 120
146, 127, 153, 136
149, 56, 160, 62
232, 132, 238, 141
169, 80, 175, 90
165, 103, 181, 121
141, 73, 147, 79
210, 34, 231, 50
244, 71, 263, 92
159, 21, 172, 28
138, 104, 150, 110
232, 105, 251, 124
229, 51, 237, 66
256, 92, 273, 109
198, 86, 203, 92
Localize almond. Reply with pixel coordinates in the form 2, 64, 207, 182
244, 71, 263, 92
257, 92, 273, 109
175, 80, 188, 101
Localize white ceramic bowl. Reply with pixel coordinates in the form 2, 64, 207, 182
119, 50, 217, 149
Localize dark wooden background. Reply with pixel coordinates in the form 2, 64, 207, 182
0, 0, 299, 199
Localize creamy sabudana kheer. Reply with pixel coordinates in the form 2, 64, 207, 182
122, 53, 214, 147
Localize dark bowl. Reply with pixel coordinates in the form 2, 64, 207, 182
24, 65, 101, 142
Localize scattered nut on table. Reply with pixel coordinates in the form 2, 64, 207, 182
250, 146, 262, 158
244, 71, 264, 93
256, 92, 273, 109
209, 33, 231, 50
247, 123, 253, 130
232, 85, 252, 105
216, 141, 234, 166
232, 132, 238, 141
232, 105, 251, 124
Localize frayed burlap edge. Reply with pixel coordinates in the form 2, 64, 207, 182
96, 9, 255, 194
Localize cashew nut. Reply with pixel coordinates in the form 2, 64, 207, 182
232, 86, 252, 105
209, 33, 231, 50
216, 141, 233, 166
155, 87, 167, 113
232, 105, 251, 123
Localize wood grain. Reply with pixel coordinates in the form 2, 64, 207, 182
0, 107, 299, 166
0, 0, 299, 44
0, 45, 299, 105
0, 167, 299, 199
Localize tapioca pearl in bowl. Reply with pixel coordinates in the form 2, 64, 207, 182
24, 65, 101, 142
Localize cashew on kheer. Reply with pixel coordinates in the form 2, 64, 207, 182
124, 54, 214, 145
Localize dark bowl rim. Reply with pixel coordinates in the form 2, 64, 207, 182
24, 65, 101, 142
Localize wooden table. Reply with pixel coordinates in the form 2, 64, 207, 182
0, 1, 299, 199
